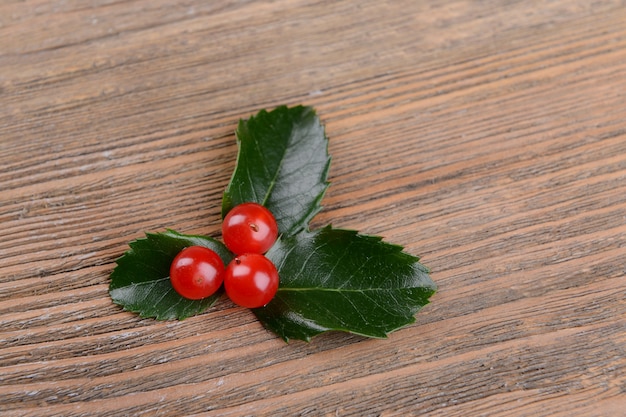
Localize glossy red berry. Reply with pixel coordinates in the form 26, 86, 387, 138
224, 253, 279, 308
222, 202, 278, 255
169, 246, 225, 300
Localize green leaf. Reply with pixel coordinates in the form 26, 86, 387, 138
109, 230, 233, 320
222, 105, 330, 236
255, 226, 437, 342
108, 105, 436, 342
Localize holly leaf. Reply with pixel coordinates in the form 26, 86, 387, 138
222, 105, 330, 236
108, 105, 436, 342
256, 226, 437, 342
109, 230, 233, 320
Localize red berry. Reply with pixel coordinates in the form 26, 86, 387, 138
222, 202, 278, 255
169, 246, 225, 300
224, 253, 279, 308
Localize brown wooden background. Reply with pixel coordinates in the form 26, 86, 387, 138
1, 1, 625, 416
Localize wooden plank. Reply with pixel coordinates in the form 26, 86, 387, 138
1, 0, 625, 415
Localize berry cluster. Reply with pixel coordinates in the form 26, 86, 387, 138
169, 203, 280, 308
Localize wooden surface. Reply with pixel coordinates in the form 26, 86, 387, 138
1, 1, 625, 415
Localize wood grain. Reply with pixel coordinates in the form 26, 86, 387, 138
1, 0, 625, 415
